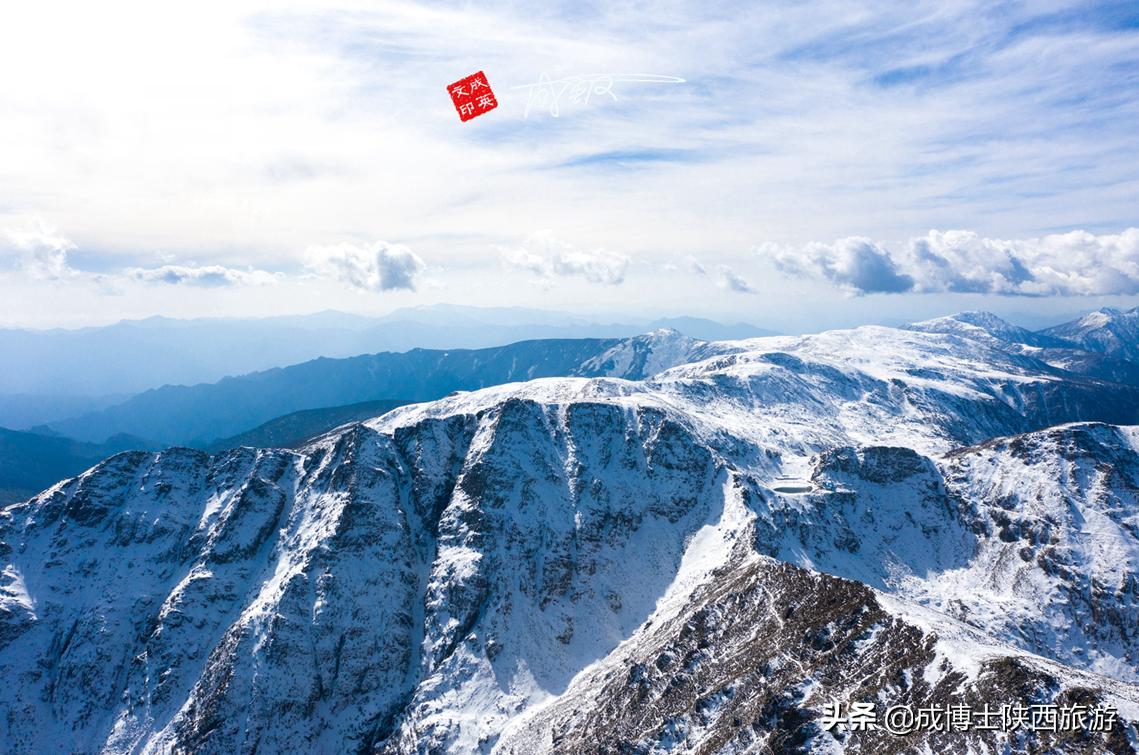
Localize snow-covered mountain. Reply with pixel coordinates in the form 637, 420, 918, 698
909, 310, 1139, 387
906, 310, 1074, 350
3, 322, 1139, 753
576, 328, 731, 380
1043, 307, 1139, 363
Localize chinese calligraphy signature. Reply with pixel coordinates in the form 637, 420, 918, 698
511, 73, 685, 118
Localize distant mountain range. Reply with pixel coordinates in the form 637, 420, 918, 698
0, 305, 776, 416
9, 303, 1138, 435
32, 306, 1139, 444
5, 303, 1139, 505
0, 428, 154, 505
43, 330, 727, 447
0, 393, 131, 430
204, 399, 411, 452
0, 400, 427, 503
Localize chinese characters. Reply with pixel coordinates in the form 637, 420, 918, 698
447, 71, 498, 123
820, 700, 1119, 736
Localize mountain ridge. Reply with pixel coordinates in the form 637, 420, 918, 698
5, 321, 1139, 751
46, 330, 726, 446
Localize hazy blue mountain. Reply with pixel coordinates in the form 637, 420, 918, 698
0, 393, 130, 431
0, 306, 774, 397
205, 399, 411, 452
48, 338, 625, 446
0, 330, 719, 501
0, 428, 156, 505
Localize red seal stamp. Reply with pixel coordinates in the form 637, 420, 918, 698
447, 71, 498, 122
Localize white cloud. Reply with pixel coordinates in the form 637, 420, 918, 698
2, 2, 1139, 324
503, 231, 629, 285
4, 222, 284, 289
305, 241, 426, 291
1, 0, 1130, 275
769, 237, 913, 294
125, 264, 280, 287
5, 221, 77, 280
766, 228, 1139, 296
716, 264, 757, 294
676, 256, 756, 293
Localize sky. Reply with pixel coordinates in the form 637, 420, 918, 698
1, 0, 1138, 332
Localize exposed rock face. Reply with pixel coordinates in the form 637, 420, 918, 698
4, 325, 1139, 753
497, 557, 1136, 755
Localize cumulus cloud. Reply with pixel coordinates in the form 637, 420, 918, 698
125, 264, 280, 287
503, 231, 629, 285
5, 221, 77, 280
771, 237, 914, 294
305, 241, 426, 291
766, 228, 1139, 296
901, 229, 1138, 296
4, 222, 285, 289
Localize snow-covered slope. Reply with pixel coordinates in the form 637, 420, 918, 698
575, 328, 732, 380
4, 323, 1139, 753
935, 424, 1139, 679
497, 554, 1139, 754
909, 311, 1139, 387
1044, 307, 1139, 362
907, 310, 1074, 350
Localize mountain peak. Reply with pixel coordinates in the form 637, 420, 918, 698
904, 310, 1062, 348
1077, 306, 1138, 325
906, 309, 1025, 339
911, 311, 1014, 332
576, 329, 721, 381
947, 310, 1014, 327
1044, 306, 1139, 361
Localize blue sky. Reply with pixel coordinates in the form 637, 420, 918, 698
1, 0, 1138, 331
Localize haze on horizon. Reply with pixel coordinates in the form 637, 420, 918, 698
2, 0, 1138, 333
